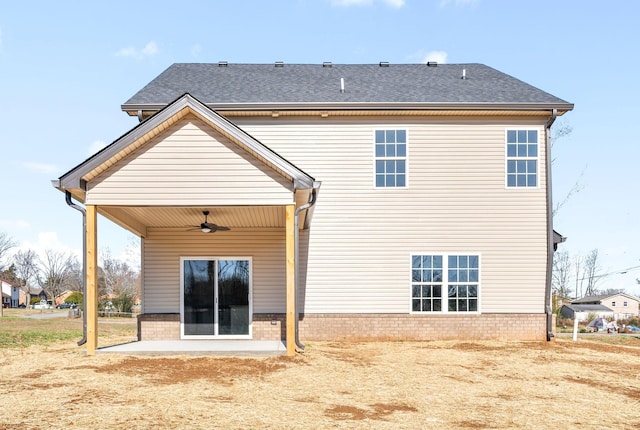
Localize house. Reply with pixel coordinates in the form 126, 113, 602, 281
52, 62, 573, 355
559, 303, 614, 322
571, 293, 640, 320
1, 278, 20, 308
18, 286, 46, 307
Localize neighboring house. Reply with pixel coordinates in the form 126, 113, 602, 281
53, 62, 573, 355
559, 304, 614, 322
1, 278, 20, 308
571, 293, 640, 320
19, 287, 46, 306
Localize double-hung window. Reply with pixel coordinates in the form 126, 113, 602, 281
411, 254, 480, 313
375, 129, 406, 187
506, 130, 538, 187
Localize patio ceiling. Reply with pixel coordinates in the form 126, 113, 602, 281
99, 205, 289, 237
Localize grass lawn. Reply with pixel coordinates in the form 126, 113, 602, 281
1, 311, 640, 429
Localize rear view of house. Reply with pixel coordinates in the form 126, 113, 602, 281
53, 62, 573, 355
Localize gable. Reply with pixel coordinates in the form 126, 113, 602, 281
86, 114, 295, 206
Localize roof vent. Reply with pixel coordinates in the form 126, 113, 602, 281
218, 61, 228, 67
427, 61, 438, 67
461, 68, 467, 79
275, 61, 284, 67
379, 61, 389, 67
323, 62, 333, 68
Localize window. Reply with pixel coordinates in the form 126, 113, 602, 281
411, 254, 479, 313
624, 301, 628, 307
506, 130, 538, 187
611, 301, 616, 307
375, 129, 406, 187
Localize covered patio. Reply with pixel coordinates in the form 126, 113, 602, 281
53, 94, 320, 357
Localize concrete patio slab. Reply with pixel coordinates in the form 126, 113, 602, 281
97, 340, 287, 356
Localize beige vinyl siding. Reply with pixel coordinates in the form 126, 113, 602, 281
143, 228, 286, 314
86, 115, 293, 206
236, 116, 549, 314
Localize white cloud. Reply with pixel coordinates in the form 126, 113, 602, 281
330, 0, 405, 7
21, 161, 59, 175
440, 0, 478, 7
423, 50, 448, 64
116, 40, 159, 59
88, 140, 107, 155
383, 0, 405, 7
16, 231, 81, 261
141, 41, 158, 56
190, 43, 202, 57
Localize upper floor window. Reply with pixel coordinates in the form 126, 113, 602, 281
411, 254, 479, 313
375, 129, 406, 188
612, 301, 616, 307
624, 301, 628, 307
506, 130, 538, 188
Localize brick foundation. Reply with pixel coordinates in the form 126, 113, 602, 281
138, 313, 550, 341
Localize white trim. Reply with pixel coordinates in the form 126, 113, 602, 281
373, 128, 409, 189
504, 128, 541, 190
409, 252, 482, 314
180, 256, 253, 340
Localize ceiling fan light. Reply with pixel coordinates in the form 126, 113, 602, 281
201, 226, 212, 233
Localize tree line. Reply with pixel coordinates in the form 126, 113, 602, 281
552, 248, 626, 300
0, 231, 139, 313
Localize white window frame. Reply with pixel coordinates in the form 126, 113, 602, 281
505, 129, 540, 189
374, 129, 408, 189
410, 253, 481, 314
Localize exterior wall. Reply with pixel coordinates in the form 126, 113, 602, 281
138, 312, 548, 341
87, 114, 294, 206
236, 116, 550, 315
600, 295, 640, 319
143, 228, 287, 314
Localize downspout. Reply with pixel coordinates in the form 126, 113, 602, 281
293, 187, 318, 351
65, 191, 87, 346
544, 109, 557, 341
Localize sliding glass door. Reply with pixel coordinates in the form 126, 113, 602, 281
181, 257, 251, 338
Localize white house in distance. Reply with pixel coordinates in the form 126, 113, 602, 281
1, 278, 19, 308
566, 293, 640, 321
53, 62, 573, 355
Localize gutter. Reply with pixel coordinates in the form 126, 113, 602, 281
65, 191, 88, 346
122, 101, 575, 116
293, 186, 319, 351
544, 109, 558, 341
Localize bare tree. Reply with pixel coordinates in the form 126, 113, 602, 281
583, 249, 601, 296
38, 249, 73, 308
100, 248, 139, 300
552, 250, 572, 298
0, 231, 17, 272
13, 249, 40, 307
573, 255, 584, 299
550, 121, 585, 217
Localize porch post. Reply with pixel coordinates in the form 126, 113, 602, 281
285, 204, 296, 356
86, 204, 99, 355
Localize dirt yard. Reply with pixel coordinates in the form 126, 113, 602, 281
1, 315, 640, 429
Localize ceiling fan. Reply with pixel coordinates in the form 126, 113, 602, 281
190, 210, 230, 233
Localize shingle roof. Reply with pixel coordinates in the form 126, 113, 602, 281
562, 304, 613, 312
122, 63, 573, 112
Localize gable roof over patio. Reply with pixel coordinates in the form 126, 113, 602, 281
53, 93, 319, 237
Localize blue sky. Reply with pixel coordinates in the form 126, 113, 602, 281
1, 0, 639, 295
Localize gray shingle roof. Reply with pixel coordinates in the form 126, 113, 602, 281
122, 63, 573, 112
562, 304, 613, 312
